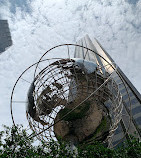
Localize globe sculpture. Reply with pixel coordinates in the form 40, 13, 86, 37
10, 44, 125, 147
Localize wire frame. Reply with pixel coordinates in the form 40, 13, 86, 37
10, 44, 132, 147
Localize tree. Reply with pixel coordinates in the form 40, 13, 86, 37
0, 125, 141, 158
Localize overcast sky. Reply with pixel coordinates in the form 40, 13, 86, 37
0, 0, 141, 129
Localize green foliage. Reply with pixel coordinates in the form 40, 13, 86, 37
78, 141, 114, 158
0, 125, 36, 158
0, 125, 75, 158
59, 101, 90, 121
114, 135, 141, 158
0, 125, 141, 158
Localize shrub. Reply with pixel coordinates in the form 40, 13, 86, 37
0, 125, 140, 158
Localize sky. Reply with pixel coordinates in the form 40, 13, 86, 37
0, 0, 141, 131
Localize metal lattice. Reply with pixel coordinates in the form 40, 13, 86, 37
10, 44, 133, 147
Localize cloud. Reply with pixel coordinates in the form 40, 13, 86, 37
0, 0, 141, 130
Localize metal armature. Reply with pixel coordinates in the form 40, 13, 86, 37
10, 44, 132, 147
